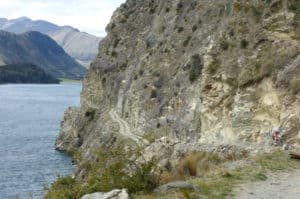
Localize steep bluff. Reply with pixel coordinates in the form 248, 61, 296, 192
56, 0, 300, 174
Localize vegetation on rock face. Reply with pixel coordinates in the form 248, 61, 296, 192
207, 58, 221, 75
290, 78, 300, 94
188, 54, 203, 82
0, 63, 60, 84
44, 147, 158, 199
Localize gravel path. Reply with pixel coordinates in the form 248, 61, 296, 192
234, 169, 300, 199
109, 109, 148, 145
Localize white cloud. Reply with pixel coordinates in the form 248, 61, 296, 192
0, 0, 126, 36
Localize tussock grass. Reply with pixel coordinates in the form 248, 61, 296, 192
137, 150, 300, 199
176, 151, 221, 177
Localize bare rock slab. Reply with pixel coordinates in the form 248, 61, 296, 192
81, 189, 129, 199
154, 181, 200, 193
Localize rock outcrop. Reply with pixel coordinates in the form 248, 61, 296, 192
56, 0, 300, 181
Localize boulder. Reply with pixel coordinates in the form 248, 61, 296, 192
154, 181, 200, 193
81, 189, 129, 199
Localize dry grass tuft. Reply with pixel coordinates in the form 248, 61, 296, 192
176, 151, 221, 177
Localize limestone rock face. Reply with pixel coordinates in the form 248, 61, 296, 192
56, 0, 300, 169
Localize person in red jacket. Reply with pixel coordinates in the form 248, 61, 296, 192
272, 127, 281, 145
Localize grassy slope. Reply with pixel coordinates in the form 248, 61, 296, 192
44, 149, 300, 199
135, 150, 300, 199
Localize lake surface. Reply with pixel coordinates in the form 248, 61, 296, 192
0, 84, 82, 199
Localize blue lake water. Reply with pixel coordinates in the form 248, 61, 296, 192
0, 84, 82, 199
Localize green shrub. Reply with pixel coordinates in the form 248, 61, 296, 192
154, 76, 164, 88
220, 40, 230, 50
84, 149, 158, 194
290, 78, 300, 94
288, 0, 298, 11
119, 15, 128, 23
270, 1, 283, 13
237, 24, 249, 34
188, 54, 203, 82
44, 176, 81, 199
183, 36, 192, 47
254, 172, 267, 181
233, 2, 242, 11
150, 8, 156, 14
125, 161, 157, 193
150, 89, 158, 99
240, 39, 249, 49
177, 2, 183, 13
192, 25, 198, 32
139, 69, 144, 76
85, 108, 96, 121
178, 27, 184, 33
254, 61, 262, 69
113, 38, 121, 48
207, 58, 221, 74
111, 51, 118, 57
45, 148, 158, 199
67, 148, 82, 163
250, 5, 262, 22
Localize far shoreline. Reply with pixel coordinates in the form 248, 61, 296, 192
59, 78, 82, 84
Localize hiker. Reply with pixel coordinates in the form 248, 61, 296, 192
272, 127, 281, 145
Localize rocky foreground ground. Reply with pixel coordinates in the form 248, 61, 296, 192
234, 168, 300, 199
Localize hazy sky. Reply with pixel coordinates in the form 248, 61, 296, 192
0, 0, 126, 36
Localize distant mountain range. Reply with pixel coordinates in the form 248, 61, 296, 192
0, 63, 60, 84
0, 17, 102, 67
0, 30, 86, 79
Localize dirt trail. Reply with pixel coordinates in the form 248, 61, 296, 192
234, 169, 300, 199
109, 109, 148, 144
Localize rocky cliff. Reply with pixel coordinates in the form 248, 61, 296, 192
55, 0, 300, 183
